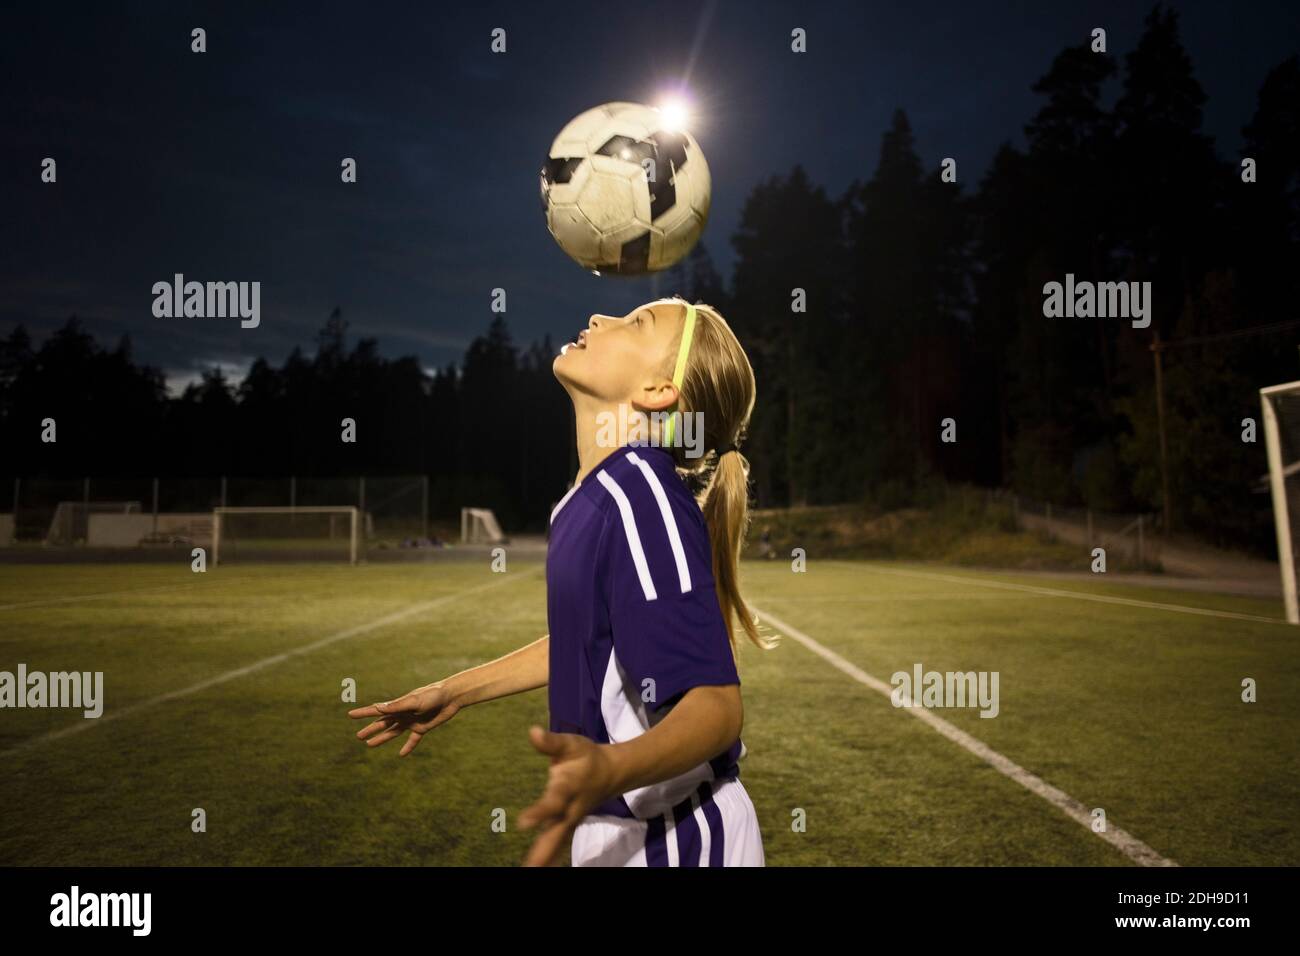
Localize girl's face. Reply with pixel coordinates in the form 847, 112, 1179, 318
554, 300, 683, 411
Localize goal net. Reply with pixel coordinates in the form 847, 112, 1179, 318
212, 507, 360, 566
1261, 380, 1300, 624
461, 507, 506, 545
46, 501, 141, 546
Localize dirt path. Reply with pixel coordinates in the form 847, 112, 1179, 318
1018, 512, 1280, 597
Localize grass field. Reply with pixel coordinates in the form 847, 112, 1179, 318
0, 558, 1296, 866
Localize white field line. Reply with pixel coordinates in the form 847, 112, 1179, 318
0, 568, 329, 612
751, 604, 1178, 867
1, 571, 537, 757
0, 578, 253, 612
861, 565, 1285, 624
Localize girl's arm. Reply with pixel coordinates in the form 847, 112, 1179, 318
518, 683, 742, 866
604, 684, 742, 793
443, 634, 550, 706
349, 635, 548, 755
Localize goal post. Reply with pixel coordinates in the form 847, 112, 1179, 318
461, 507, 506, 545
45, 500, 141, 546
212, 506, 360, 566
1261, 380, 1300, 624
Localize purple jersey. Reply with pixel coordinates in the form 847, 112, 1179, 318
547, 442, 742, 819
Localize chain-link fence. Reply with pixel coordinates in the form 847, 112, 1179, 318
992, 489, 1163, 569
1, 475, 434, 552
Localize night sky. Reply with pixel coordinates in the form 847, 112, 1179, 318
3, 0, 1296, 393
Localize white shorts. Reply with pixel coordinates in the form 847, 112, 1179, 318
571, 778, 765, 867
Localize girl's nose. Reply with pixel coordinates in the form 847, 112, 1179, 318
588, 314, 606, 330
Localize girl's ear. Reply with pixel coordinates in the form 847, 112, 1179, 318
632, 378, 678, 413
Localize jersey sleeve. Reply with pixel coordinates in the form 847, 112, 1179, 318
596, 463, 740, 713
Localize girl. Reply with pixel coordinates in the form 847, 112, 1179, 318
350, 296, 769, 867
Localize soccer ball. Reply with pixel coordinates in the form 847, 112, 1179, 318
540, 101, 711, 275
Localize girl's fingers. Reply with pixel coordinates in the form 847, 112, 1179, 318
365, 723, 408, 748
349, 692, 423, 721
518, 784, 571, 831
355, 718, 397, 740
409, 708, 454, 735
354, 695, 451, 751
394, 705, 458, 754
517, 797, 563, 831
527, 725, 569, 757
523, 807, 584, 867
349, 701, 399, 720
523, 823, 570, 867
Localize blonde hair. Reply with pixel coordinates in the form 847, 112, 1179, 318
656, 296, 772, 651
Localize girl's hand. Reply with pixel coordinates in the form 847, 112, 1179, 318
348, 683, 460, 757
518, 726, 617, 867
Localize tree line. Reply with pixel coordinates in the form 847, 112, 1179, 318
2, 7, 1297, 548
699, 7, 1298, 553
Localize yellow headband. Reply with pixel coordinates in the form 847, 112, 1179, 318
663, 303, 697, 448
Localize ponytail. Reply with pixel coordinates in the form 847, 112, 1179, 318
702, 448, 770, 650
655, 295, 774, 651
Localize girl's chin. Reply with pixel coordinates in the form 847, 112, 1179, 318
551, 357, 580, 388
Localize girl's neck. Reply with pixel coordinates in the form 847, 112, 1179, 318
570, 394, 625, 487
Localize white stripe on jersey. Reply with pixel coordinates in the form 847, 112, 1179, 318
600, 650, 649, 744
570, 779, 765, 866
600, 648, 716, 818
626, 452, 692, 594
596, 470, 657, 600
550, 483, 581, 524
692, 792, 712, 865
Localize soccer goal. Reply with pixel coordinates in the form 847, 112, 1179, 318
45, 501, 141, 546
212, 506, 360, 566
1261, 380, 1300, 624
461, 507, 506, 545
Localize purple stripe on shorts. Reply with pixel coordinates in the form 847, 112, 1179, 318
645, 814, 669, 867
697, 780, 725, 867
672, 794, 702, 867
